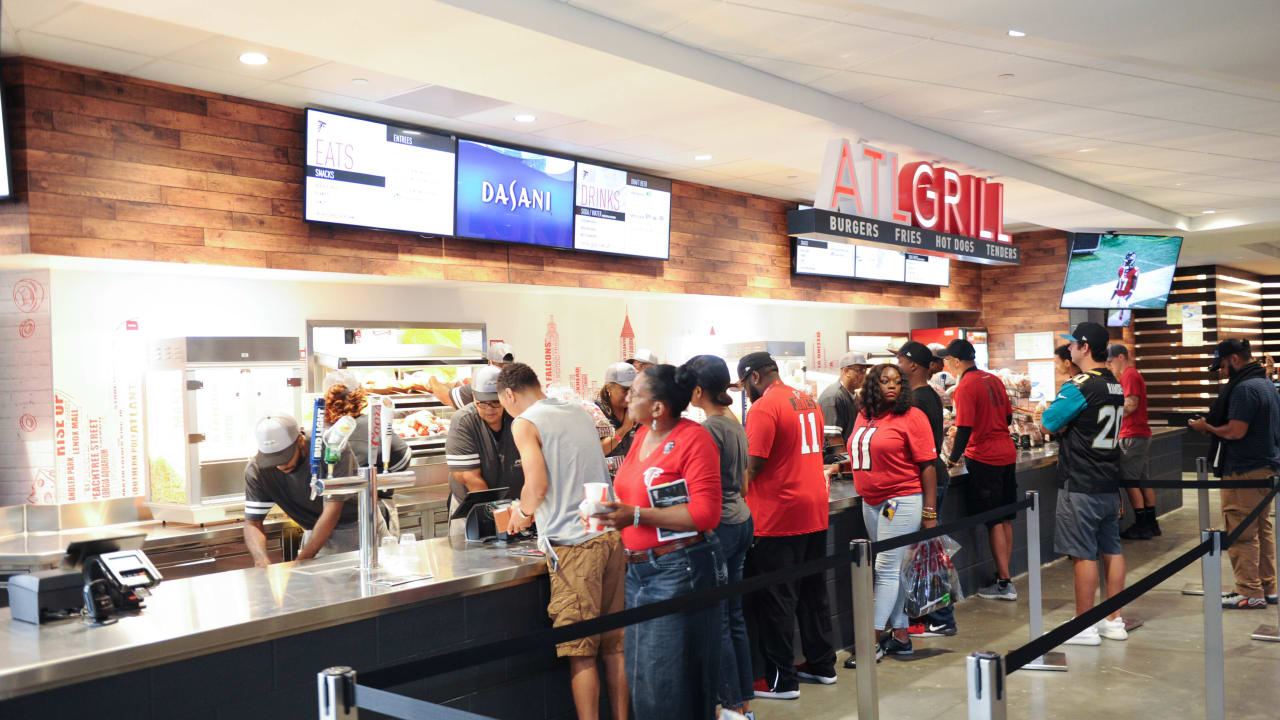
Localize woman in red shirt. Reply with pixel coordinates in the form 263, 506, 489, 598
844, 363, 938, 667
591, 364, 724, 720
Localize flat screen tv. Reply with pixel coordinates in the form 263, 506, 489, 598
304, 108, 455, 236
573, 162, 671, 259
793, 238, 950, 287
455, 139, 576, 248
1059, 233, 1183, 310
1106, 308, 1131, 327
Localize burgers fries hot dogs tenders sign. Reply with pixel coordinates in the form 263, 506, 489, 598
789, 139, 1020, 267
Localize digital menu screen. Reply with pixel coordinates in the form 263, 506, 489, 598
904, 252, 950, 286
794, 239, 950, 286
573, 163, 671, 259
304, 109, 455, 235
455, 139, 576, 248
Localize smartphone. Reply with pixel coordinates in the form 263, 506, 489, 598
883, 499, 898, 520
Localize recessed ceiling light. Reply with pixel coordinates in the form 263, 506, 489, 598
513, 113, 536, 123
350, 78, 369, 85
238, 52, 269, 66
1077, 148, 1096, 153
998, 73, 1016, 79
1202, 209, 1216, 214
982, 109, 1000, 114
695, 154, 713, 161
1007, 29, 1027, 38
1175, 182, 1184, 186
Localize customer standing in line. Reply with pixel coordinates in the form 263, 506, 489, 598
1189, 338, 1279, 609
598, 362, 640, 463
590, 364, 724, 720
498, 363, 629, 720
626, 348, 660, 373
939, 338, 1020, 601
738, 352, 837, 699
683, 355, 754, 718
844, 363, 939, 665
895, 342, 958, 639
1054, 344, 1083, 386
1106, 344, 1160, 540
1041, 322, 1128, 646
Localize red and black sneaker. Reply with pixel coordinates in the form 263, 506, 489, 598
753, 675, 800, 700
795, 662, 837, 685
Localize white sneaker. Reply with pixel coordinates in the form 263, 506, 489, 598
1097, 617, 1128, 641
1064, 626, 1101, 646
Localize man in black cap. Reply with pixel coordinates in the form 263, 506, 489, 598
1041, 322, 1128, 645
939, 338, 1019, 601
1189, 338, 1279, 609
896, 341, 958, 637
737, 351, 837, 698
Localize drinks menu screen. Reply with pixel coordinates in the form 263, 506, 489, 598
573, 163, 672, 259
304, 109, 455, 236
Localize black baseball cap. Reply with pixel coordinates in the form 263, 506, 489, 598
895, 341, 935, 368
935, 338, 976, 362
1209, 338, 1250, 371
682, 355, 733, 406
1061, 322, 1108, 353
736, 351, 777, 381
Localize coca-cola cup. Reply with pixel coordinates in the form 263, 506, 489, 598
583, 482, 611, 532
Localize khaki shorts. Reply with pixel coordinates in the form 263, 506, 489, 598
547, 532, 626, 657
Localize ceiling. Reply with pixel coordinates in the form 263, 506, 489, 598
3, 0, 1280, 267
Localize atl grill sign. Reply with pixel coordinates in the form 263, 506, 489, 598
815, 139, 1010, 243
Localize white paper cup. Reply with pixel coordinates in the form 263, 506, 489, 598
583, 483, 610, 532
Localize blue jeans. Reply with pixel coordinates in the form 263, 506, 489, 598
861, 494, 923, 630
714, 518, 754, 709
625, 536, 724, 720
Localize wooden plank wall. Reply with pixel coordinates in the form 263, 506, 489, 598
1, 56, 987, 310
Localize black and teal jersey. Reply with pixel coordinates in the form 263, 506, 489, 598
1042, 368, 1124, 493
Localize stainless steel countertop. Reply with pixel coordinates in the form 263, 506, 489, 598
0, 533, 544, 700
0, 486, 450, 568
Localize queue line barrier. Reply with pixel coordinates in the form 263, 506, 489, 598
967, 474, 1280, 720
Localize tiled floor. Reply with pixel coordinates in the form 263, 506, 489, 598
755, 486, 1280, 720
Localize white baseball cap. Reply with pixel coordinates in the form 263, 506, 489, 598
837, 352, 870, 369
627, 348, 659, 366
254, 414, 301, 467
322, 369, 361, 395
487, 342, 514, 364
605, 362, 638, 387
472, 365, 502, 401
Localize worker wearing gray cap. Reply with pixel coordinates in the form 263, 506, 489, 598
445, 365, 525, 509
432, 342, 516, 410
818, 352, 870, 467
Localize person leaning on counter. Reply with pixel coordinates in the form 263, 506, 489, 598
444, 365, 525, 508
243, 414, 377, 565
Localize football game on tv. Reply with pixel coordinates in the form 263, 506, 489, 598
1059, 233, 1183, 323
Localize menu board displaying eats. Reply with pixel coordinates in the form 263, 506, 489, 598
304, 109, 456, 236
573, 162, 672, 259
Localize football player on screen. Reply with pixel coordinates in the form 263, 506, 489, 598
1110, 251, 1139, 324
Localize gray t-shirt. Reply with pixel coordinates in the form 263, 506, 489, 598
518, 398, 611, 546
818, 381, 859, 443
1223, 376, 1280, 475
445, 404, 525, 506
244, 436, 358, 530
703, 414, 751, 525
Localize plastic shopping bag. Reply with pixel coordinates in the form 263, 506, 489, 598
901, 535, 963, 617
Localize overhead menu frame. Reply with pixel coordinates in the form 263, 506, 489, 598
788, 207, 1020, 266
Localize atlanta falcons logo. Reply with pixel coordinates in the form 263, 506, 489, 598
642, 467, 664, 486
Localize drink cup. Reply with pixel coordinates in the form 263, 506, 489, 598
583, 483, 611, 532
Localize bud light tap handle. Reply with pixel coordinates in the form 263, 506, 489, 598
310, 396, 326, 482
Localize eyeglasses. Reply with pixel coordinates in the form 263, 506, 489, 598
476, 400, 502, 409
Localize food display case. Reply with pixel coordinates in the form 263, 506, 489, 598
145, 337, 305, 524
308, 321, 488, 478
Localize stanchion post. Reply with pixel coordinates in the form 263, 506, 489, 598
966, 652, 1007, 720
1201, 530, 1225, 720
317, 666, 358, 720
850, 539, 879, 720
1020, 491, 1066, 671
1184, 457, 1210, 596
1252, 475, 1280, 643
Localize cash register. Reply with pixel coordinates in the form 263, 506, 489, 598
9, 534, 163, 625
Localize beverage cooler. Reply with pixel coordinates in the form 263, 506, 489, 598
145, 337, 305, 524
308, 321, 488, 485
911, 327, 989, 368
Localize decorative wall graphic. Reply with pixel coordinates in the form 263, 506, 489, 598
18, 319, 34, 338
19, 413, 36, 432
619, 310, 636, 362
27, 468, 55, 505
570, 367, 590, 399
544, 315, 562, 386
814, 331, 828, 370
12, 277, 45, 313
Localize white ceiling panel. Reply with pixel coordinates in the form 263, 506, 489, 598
15, 30, 150, 74
4, 0, 78, 30
166, 35, 327, 82
32, 3, 212, 57
663, 3, 827, 57
456, 104, 581, 134
280, 62, 427, 103
533, 120, 636, 148
562, 0, 720, 36
130, 59, 265, 96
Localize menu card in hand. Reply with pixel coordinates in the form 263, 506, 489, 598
647, 479, 697, 543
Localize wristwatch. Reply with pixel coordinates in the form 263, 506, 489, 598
513, 501, 531, 521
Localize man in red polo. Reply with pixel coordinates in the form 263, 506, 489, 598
940, 339, 1019, 601
738, 352, 836, 700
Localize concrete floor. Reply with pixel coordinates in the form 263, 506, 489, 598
754, 486, 1280, 720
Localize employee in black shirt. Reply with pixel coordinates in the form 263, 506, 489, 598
444, 365, 525, 508
896, 341, 957, 637
819, 352, 869, 474
244, 413, 367, 566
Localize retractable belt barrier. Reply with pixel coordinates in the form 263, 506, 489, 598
1118, 478, 1273, 489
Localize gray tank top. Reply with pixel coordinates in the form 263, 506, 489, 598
519, 398, 611, 547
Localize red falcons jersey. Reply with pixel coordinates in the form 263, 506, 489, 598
1115, 265, 1139, 297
